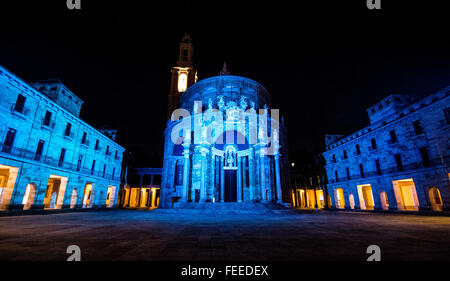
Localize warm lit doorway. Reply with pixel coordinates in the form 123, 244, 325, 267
380, 191, 389, 210
106, 185, 116, 207
357, 184, 375, 210
22, 183, 37, 210
392, 179, 419, 211
428, 187, 443, 211
334, 188, 345, 209
315, 190, 324, 208
82, 183, 93, 208
349, 194, 355, 209
43, 175, 68, 209
306, 189, 316, 208
140, 188, 149, 207
0, 164, 19, 210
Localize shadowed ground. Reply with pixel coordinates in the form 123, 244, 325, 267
0, 209, 448, 261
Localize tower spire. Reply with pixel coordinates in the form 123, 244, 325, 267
218, 62, 230, 76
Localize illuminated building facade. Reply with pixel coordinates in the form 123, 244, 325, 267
160, 70, 290, 208
323, 87, 450, 211
120, 168, 162, 208
290, 154, 328, 210
0, 65, 125, 211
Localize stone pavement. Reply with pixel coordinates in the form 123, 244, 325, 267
0, 209, 448, 261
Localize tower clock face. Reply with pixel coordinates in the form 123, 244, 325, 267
178, 73, 188, 92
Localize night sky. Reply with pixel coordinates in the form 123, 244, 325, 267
1, 1, 449, 167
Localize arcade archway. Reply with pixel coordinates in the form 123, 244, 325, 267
428, 187, 443, 211
22, 183, 37, 210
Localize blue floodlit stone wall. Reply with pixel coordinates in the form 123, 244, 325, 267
160, 75, 290, 208
323, 87, 450, 211
0, 65, 125, 210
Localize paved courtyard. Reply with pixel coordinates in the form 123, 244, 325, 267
0, 209, 449, 261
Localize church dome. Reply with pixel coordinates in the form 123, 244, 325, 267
179, 75, 272, 112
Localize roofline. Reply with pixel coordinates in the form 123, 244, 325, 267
0, 64, 125, 151
324, 85, 450, 152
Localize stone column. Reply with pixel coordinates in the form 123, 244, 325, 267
210, 154, 215, 202
220, 157, 225, 202
181, 149, 190, 202
259, 149, 266, 203
275, 154, 282, 203
237, 156, 242, 202
249, 152, 254, 202
242, 156, 247, 192
200, 148, 207, 202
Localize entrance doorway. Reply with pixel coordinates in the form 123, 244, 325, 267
43, 175, 68, 209
316, 190, 324, 208
224, 170, 237, 202
335, 188, 345, 209
380, 191, 389, 210
357, 184, 375, 210
428, 187, 443, 211
306, 189, 316, 208
82, 183, 93, 208
392, 179, 419, 211
22, 183, 37, 210
349, 194, 355, 209
0, 164, 19, 210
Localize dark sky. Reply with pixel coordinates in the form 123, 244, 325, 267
1, 1, 449, 166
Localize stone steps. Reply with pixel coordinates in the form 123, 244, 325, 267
152, 202, 291, 214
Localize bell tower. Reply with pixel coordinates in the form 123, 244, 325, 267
168, 34, 198, 118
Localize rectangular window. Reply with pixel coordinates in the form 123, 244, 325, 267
114, 150, 118, 159
419, 147, 431, 167
356, 144, 361, 155
34, 140, 45, 161
14, 94, 26, 113
91, 160, 96, 175
103, 164, 107, 177
95, 139, 99, 150
58, 148, 66, 167
81, 132, 87, 145
112, 167, 116, 180
43, 111, 52, 126
343, 150, 347, 159
375, 159, 382, 175
371, 138, 377, 150
413, 120, 423, 135
2, 128, 17, 153
395, 154, 403, 171
444, 108, 450, 124
64, 123, 72, 137
359, 164, 364, 178
346, 167, 350, 180
335, 170, 339, 182
77, 155, 83, 171
106, 145, 110, 155
332, 154, 336, 163
389, 130, 397, 144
